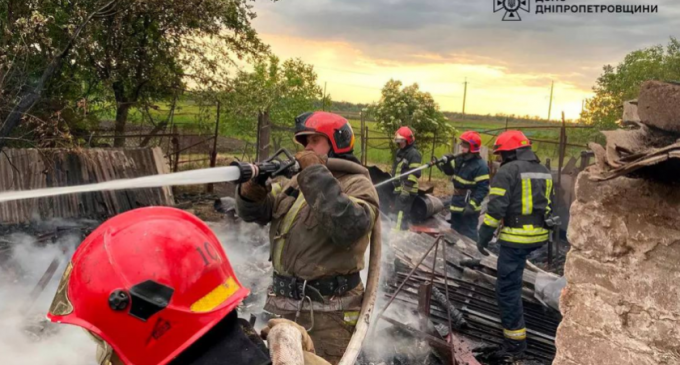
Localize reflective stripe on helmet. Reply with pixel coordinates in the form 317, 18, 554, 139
191, 277, 241, 313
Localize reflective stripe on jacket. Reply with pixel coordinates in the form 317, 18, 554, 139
482, 148, 554, 249
440, 154, 490, 212
391, 144, 422, 194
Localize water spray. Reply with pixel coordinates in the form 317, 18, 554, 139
0, 149, 300, 204
373, 155, 451, 188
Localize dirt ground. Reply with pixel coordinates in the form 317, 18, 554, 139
173, 182, 236, 222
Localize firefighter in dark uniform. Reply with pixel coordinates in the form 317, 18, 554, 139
435, 131, 490, 241
477, 130, 555, 359
391, 126, 421, 231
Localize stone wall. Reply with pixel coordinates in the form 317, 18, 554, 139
553, 169, 680, 365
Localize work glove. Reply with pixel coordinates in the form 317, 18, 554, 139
261, 318, 315, 353
477, 224, 495, 256
437, 154, 455, 165
462, 203, 477, 216
295, 151, 327, 171
239, 180, 269, 202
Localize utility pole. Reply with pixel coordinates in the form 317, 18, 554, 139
462, 79, 468, 115
547, 81, 554, 121
207, 101, 221, 193
323, 82, 328, 111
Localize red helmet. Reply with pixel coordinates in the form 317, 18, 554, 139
394, 126, 415, 145
47, 207, 249, 365
459, 131, 482, 153
294, 111, 355, 154
493, 130, 531, 153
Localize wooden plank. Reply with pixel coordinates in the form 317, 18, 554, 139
0, 148, 175, 224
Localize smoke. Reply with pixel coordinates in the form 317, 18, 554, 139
0, 230, 94, 365
208, 220, 273, 326
0, 213, 435, 364
358, 218, 438, 363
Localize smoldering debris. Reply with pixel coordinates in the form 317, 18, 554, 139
0, 224, 95, 365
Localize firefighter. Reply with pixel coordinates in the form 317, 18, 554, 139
391, 126, 422, 231
235, 111, 380, 365
47, 207, 330, 365
476, 130, 554, 359
435, 131, 490, 241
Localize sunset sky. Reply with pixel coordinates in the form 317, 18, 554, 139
250, 0, 679, 120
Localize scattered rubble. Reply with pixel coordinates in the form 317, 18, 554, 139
380, 219, 561, 365
589, 81, 680, 182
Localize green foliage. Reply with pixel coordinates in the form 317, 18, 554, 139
582, 37, 680, 130
368, 79, 454, 139
218, 55, 322, 148
0, 0, 269, 147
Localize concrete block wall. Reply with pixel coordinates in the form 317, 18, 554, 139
553, 170, 680, 365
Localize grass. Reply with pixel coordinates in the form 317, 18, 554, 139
97, 98, 588, 175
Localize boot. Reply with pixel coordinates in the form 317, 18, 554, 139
487, 339, 527, 362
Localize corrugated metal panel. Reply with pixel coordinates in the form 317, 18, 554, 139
0, 147, 174, 224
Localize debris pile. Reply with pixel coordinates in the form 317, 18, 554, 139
554, 81, 680, 365
381, 221, 561, 365
588, 81, 680, 182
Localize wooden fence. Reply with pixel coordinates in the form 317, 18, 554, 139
0, 147, 173, 224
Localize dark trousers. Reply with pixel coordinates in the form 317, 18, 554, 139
450, 212, 479, 241
394, 193, 416, 230
496, 245, 537, 351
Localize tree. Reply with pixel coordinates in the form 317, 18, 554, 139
0, 0, 119, 149
221, 56, 322, 160
581, 37, 680, 130
74, 0, 268, 147
368, 79, 453, 158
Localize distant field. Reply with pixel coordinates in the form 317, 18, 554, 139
106, 100, 587, 170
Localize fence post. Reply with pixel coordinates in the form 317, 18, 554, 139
172, 125, 180, 173
428, 135, 436, 182
360, 111, 365, 165
207, 101, 221, 193
363, 126, 369, 165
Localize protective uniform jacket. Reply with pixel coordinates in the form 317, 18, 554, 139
391, 144, 422, 194
439, 154, 490, 213
481, 148, 554, 249
236, 158, 380, 280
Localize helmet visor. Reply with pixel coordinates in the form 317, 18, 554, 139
85, 330, 115, 365
48, 262, 74, 317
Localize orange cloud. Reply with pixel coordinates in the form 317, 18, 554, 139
260, 33, 593, 120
